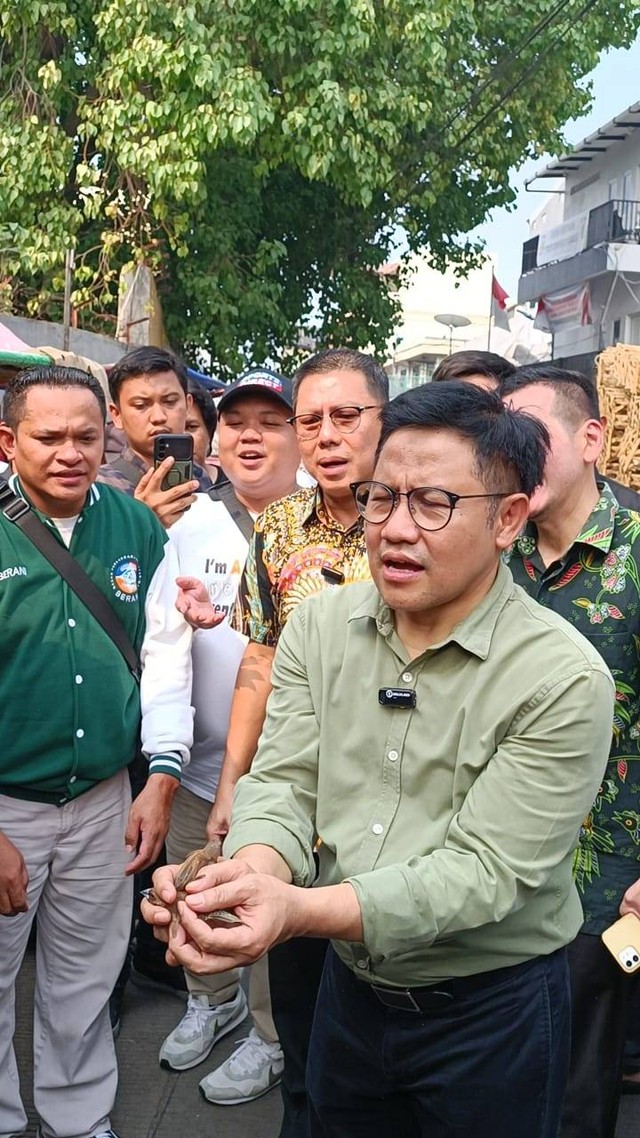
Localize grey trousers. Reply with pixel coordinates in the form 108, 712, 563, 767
166, 783, 278, 1044
0, 769, 132, 1138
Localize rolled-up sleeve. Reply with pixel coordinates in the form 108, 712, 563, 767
347, 663, 614, 961
224, 605, 318, 885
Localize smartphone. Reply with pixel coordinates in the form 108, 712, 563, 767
153, 434, 194, 492
601, 912, 640, 973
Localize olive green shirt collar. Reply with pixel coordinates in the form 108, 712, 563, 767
349, 561, 513, 663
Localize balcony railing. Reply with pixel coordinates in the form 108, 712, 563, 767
587, 199, 640, 247
521, 198, 640, 275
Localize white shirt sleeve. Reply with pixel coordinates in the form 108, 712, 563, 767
140, 537, 194, 777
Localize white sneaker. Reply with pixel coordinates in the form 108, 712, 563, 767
159, 988, 248, 1071
36, 1130, 120, 1138
199, 1027, 284, 1104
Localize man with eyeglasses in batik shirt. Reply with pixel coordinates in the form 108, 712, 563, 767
177, 347, 387, 1135
208, 348, 388, 839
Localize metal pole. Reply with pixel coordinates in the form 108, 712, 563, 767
62, 249, 75, 351
487, 268, 494, 351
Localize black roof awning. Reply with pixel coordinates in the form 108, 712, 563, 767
526, 102, 640, 186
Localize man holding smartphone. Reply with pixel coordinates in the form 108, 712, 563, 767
97, 346, 208, 1005
97, 346, 210, 524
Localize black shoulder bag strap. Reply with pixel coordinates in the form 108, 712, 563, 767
208, 480, 255, 543
0, 479, 140, 682
109, 454, 144, 489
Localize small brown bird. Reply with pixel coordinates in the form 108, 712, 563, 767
146, 838, 242, 932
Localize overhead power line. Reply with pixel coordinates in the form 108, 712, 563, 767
454, 0, 600, 151
440, 0, 579, 142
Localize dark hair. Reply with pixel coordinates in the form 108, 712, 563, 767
3, 365, 106, 429
432, 350, 515, 385
378, 380, 549, 498
293, 348, 389, 405
187, 378, 217, 442
108, 346, 189, 404
499, 364, 600, 424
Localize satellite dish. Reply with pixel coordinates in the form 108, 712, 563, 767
434, 313, 472, 329
434, 313, 472, 354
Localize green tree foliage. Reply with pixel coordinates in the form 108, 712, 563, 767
1, 1, 638, 375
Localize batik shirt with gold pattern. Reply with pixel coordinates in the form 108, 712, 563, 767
235, 487, 370, 646
506, 480, 640, 933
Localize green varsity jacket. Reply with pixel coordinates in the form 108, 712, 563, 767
1, 476, 193, 805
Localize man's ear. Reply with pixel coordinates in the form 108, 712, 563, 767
583, 417, 604, 465
0, 422, 17, 463
109, 401, 123, 430
186, 393, 193, 413
495, 492, 530, 551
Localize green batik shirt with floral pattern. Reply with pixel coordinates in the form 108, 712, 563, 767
506, 480, 640, 933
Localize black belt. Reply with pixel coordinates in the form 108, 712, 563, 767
366, 951, 561, 1014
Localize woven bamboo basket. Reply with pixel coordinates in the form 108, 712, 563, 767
596, 344, 640, 489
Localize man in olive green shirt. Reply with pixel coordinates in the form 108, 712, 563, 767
145, 382, 613, 1138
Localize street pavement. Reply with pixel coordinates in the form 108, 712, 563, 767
14, 946, 640, 1137
15, 946, 282, 1137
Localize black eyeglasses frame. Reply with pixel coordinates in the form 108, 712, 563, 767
287, 405, 380, 437
350, 479, 514, 532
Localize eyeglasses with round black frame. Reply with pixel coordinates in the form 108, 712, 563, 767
287, 405, 380, 439
350, 480, 514, 533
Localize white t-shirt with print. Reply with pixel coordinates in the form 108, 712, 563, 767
169, 493, 250, 801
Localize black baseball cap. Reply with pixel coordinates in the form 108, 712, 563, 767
217, 367, 293, 413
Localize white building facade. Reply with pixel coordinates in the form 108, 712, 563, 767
385, 255, 549, 397
518, 101, 640, 376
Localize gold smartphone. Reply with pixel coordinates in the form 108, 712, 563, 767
601, 912, 640, 973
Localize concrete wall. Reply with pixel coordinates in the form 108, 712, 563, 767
1, 315, 126, 366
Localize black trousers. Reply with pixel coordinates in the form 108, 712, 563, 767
268, 936, 328, 1138
113, 743, 183, 996
559, 931, 639, 1138
307, 947, 571, 1138
624, 985, 640, 1073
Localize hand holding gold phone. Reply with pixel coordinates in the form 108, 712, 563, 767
601, 912, 640, 973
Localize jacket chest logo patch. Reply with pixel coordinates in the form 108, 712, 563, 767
110, 556, 140, 602
0, 565, 28, 581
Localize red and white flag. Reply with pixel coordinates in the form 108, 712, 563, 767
491, 273, 510, 330
492, 274, 508, 309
